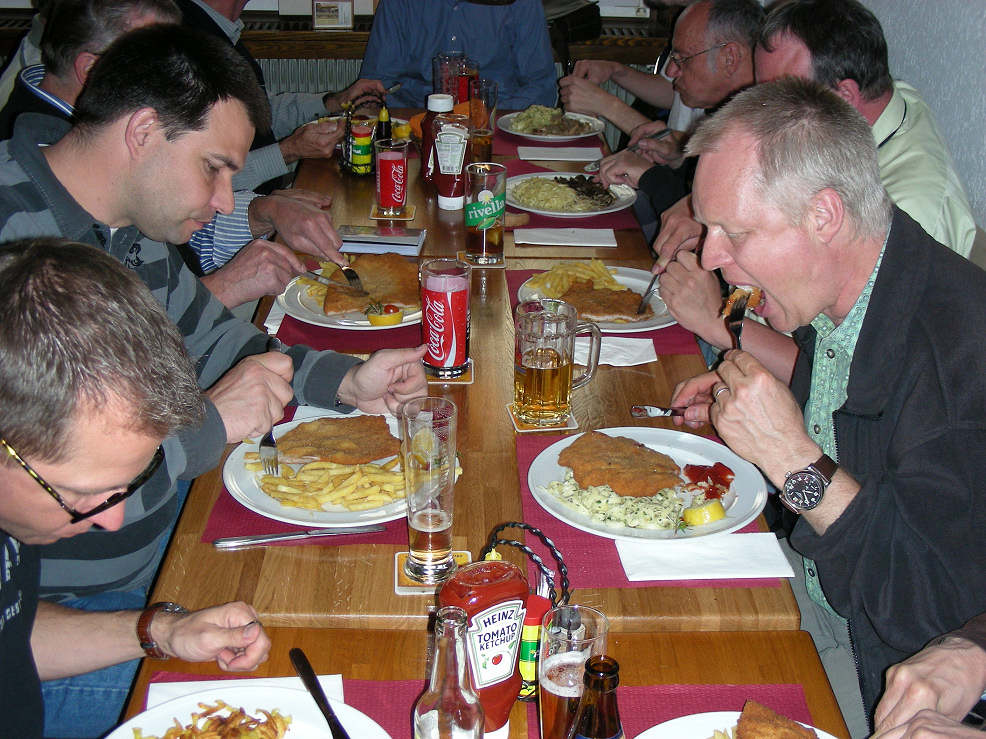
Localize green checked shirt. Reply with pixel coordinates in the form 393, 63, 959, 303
801, 232, 888, 615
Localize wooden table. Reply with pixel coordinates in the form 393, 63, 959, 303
124, 627, 848, 738
147, 142, 798, 632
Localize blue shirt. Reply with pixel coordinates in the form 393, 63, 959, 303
360, 0, 557, 110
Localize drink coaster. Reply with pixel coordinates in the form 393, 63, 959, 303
369, 204, 416, 221
426, 358, 474, 385
506, 403, 578, 433
456, 250, 506, 269
394, 550, 472, 595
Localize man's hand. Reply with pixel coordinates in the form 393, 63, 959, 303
152, 601, 271, 672
652, 194, 703, 272
871, 709, 985, 738
874, 636, 986, 734
248, 189, 343, 263
597, 149, 652, 188
324, 78, 387, 112
206, 352, 294, 442
628, 121, 684, 168
337, 345, 428, 414
571, 59, 624, 85
669, 369, 719, 428
660, 251, 730, 346
279, 119, 344, 165
200, 239, 305, 308
558, 76, 620, 120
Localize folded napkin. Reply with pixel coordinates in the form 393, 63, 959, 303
616, 532, 795, 581
575, 336, 657, 366
147, 674, 344, 709
513, 228, 617, 247
517, 146, 603, 161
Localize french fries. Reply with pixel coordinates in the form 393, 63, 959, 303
524, 259, 624, 298
708, 730, 735, 739
298, 261, 342, 303
253, 456, 405, 512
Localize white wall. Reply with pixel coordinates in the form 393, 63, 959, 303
863, 0, 986, 228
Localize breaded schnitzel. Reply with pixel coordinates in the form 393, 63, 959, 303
322, 252, 420, 315
557, 431, 681, 497
736, 700, 817, 739
276, 415, 400, 464
559, 280, 653, 323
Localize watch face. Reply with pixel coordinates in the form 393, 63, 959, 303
784, 470, 825, 510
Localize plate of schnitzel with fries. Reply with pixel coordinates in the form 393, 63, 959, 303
222, 410, 409, 528
518, 261, 675, 332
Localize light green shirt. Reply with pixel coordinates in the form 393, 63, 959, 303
801, 235, 888, 615
875, 81, 976, 258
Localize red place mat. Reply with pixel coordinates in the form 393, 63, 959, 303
492, 126, 604, 158
525, 682, 814, 739
504, 160, 639, 231
516, 433, 781, 589
506, 270, 700, 356
276, 314, 423, 354
147, 672, 423, 739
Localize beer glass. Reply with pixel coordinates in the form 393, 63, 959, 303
400, 397, 458, 584
464, 162, 505, 265
433, 51, 464, 98
467, 128, 493, 164
514, 299, 601, 426
374, 139, 408, 216
539, 605, 609, 739
469, 77, 498, 130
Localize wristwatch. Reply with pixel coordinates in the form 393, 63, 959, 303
137, 601, 188, 659
781, 454, 838, 512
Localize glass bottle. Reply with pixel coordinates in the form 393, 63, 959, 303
565, 656, 624, 739
413, 606, 485, 739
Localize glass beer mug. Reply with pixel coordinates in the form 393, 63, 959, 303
513, 299, 601, 426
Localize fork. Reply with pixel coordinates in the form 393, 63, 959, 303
338, 263, 363, 292
726, 293, 749, 350
258, 336, 289, 475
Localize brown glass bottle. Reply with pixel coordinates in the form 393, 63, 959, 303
564, 656, 624, 739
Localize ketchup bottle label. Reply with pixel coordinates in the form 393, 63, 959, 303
464, 599, 526, 689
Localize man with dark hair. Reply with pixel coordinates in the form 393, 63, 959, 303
670, 77, 986, 736
0, 238, 272, 738
0, 24, 427, 737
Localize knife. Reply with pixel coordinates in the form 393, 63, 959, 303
303, 270, 334, 286
290, 647, 351, 739
213, 525, 385, 550
637, 272, 660, 314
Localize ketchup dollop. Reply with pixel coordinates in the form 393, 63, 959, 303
683, 462, 734, 499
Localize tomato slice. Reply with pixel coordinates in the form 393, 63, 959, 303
382, 304, 400, 314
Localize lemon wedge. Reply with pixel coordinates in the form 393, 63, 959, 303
682, 499, 726, 527
367, 310, 403, 326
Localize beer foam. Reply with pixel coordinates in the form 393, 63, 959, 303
540, 652, 586, 698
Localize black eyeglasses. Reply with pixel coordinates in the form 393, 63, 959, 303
668, 42, 728, 69
1, 437, 164, 524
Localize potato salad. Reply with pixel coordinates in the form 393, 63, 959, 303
542, 472, 685, 530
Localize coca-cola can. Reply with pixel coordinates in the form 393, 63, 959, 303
420, 259, 471, 378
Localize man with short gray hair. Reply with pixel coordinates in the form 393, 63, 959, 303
670, 77, 986, 736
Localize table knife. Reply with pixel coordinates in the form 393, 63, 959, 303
304, 270, 333, 286
637, 272, 660, 314
290, 647, 351, 739
213, 525, 385, 550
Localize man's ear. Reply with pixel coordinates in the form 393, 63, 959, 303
73, 52, 99, 88
833, 78, 864, 110
807, 188, 845, 246
718, 41, 740, 76
123, 107, 160, 160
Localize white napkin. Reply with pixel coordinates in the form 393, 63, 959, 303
146, 674, 344, 709
517, 146, 603, 161
513, 228, 617, 247
616, 532, 795, 581
575, 336, 657, 367
264, 301, 286, 334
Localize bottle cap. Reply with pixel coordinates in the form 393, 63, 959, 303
427, 93, 454, 113
378, 105, 390, 122
523, 594, 552, 626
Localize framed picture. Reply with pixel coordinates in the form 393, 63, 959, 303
313, 0, 354, 29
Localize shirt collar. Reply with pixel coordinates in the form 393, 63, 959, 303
18, 64, 74, 117
187, 0, 243, 43
871, 83, 905, 148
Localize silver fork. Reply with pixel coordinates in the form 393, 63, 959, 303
338, 264, 363, 292
726, 293, 749, 350
258, 336, 289, 475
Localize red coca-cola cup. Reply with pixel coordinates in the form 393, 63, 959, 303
374, 138, 409, 216
420, 258, 471, 379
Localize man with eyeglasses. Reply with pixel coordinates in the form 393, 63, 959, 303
0, 238, 271, 739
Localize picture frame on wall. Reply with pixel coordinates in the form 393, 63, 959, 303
313, 0, 354, 29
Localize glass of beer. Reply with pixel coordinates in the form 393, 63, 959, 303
469, 77, 498, 130
400, 397, 458, 584
514, 299, 601, 426
539, 605, 609, 739
464, 162, 505, 265
467, 128, 493, 164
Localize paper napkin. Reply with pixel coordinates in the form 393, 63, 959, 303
575, 336, 657, 367
517, 146, 603, 161
147, 674, 344, 708
513, 228, 617, 247
615, 532, 795, 581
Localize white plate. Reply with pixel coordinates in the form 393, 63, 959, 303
276, 275, 422, 331
506, 172, 636, 218
517, 266, 676, 333
635, 710, 839, 739
222, 410, 406, 528
528, 427, 767, 542
498, 111, 605, 142
107, 686, 391, 738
